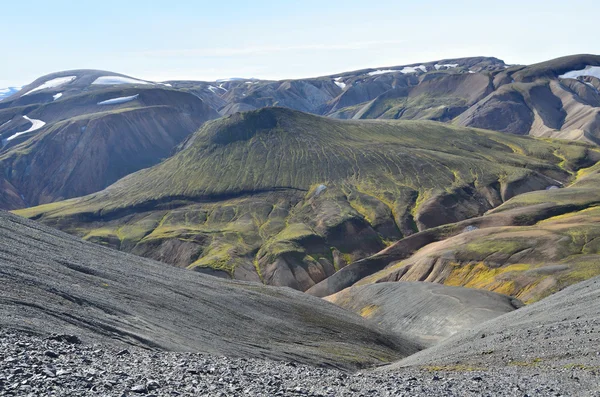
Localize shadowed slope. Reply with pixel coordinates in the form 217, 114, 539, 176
0, 71, 218, 209
0, 211, 418, 370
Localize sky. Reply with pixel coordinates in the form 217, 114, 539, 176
1, 0, 599, 87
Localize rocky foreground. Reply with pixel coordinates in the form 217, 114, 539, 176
1, 328, 598, 397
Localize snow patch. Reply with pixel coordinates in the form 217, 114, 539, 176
368, 65, 427, 76
463, 226, 479, 233
218, 84, 228, 92
434, 63, 459, 70
92, 76, 153, 85
97, 94, 140, 106
53, 93, 63, 101
208, 85, 219, 94
5, 115, 46, 142
216, 78, 246, 82
0, 119, 11, 129
23, 76, 76, 96
334, 80, 346, 89
559, 66, 600, 80
546, 185, 560, 190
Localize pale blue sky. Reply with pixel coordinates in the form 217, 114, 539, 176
1, 0, 599, 86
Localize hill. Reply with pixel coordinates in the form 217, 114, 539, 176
17, 107, 597, 292
0, 210, 417, 370
387, 274, 600, 372
325, 282, 522, 347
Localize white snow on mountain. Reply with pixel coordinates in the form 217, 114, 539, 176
434, 63, 459, 70
559, 66, 600, 80
92, 76, 153, 85
53, 93, 63, 101
97, 94, 140, 105
23, 76, 76, 96
368, 65, 427, 76
334, 80, 346, 89
0, 87, 21, 102
5, 115, 46, 142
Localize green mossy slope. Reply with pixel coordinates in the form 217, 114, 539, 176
15, 108, 598, 290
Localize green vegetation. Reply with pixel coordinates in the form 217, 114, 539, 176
14, 108, 599, 289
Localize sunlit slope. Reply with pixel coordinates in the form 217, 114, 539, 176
16, 108, 598, 291
314, 163, 600, 302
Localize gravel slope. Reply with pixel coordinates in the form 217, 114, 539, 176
0, 211, 417, 370
325, 282, 523, 347
1, 328, 598, 396
385, 274, 600, 372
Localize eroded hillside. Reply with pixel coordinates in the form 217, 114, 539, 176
16, 107, 599, 293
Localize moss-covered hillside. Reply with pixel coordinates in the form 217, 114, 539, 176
314, 160, 600, 303
16, 107, 598, 292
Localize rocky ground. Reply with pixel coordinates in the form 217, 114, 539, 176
1, 328, 598, 397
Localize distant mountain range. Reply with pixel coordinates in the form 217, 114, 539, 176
0, 87, 22, 101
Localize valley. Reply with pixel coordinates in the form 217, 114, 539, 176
2, 52, 600, 396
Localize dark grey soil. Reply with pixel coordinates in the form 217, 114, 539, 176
0, 211, 416, 370
1, 328, 598, 397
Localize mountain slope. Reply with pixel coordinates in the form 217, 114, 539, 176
169, 54, 600, 144
307, 155, 600, 301
387, 274, 600, 371
0, 71, 218, 209
168, 57, 506, 119
16, 108, 596, 291
0, 210, 418, 370
325, 282, 522, 347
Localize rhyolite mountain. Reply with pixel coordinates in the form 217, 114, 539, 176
172, 54, 600, 143
0, 70, 218, 209
306, 150, 600, 302
2, 206, 597, 392
18, 107, 599, 295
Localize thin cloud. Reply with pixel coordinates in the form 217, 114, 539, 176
139, 40, 406, 58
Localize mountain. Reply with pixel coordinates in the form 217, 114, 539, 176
2, 54, 598, 209
0, 70, 218, 209
0, 210, 418, 370
17, 107, 596, 293
168, 56, 507, 118
0, 87, 22, 102
168, 54, 600, 144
